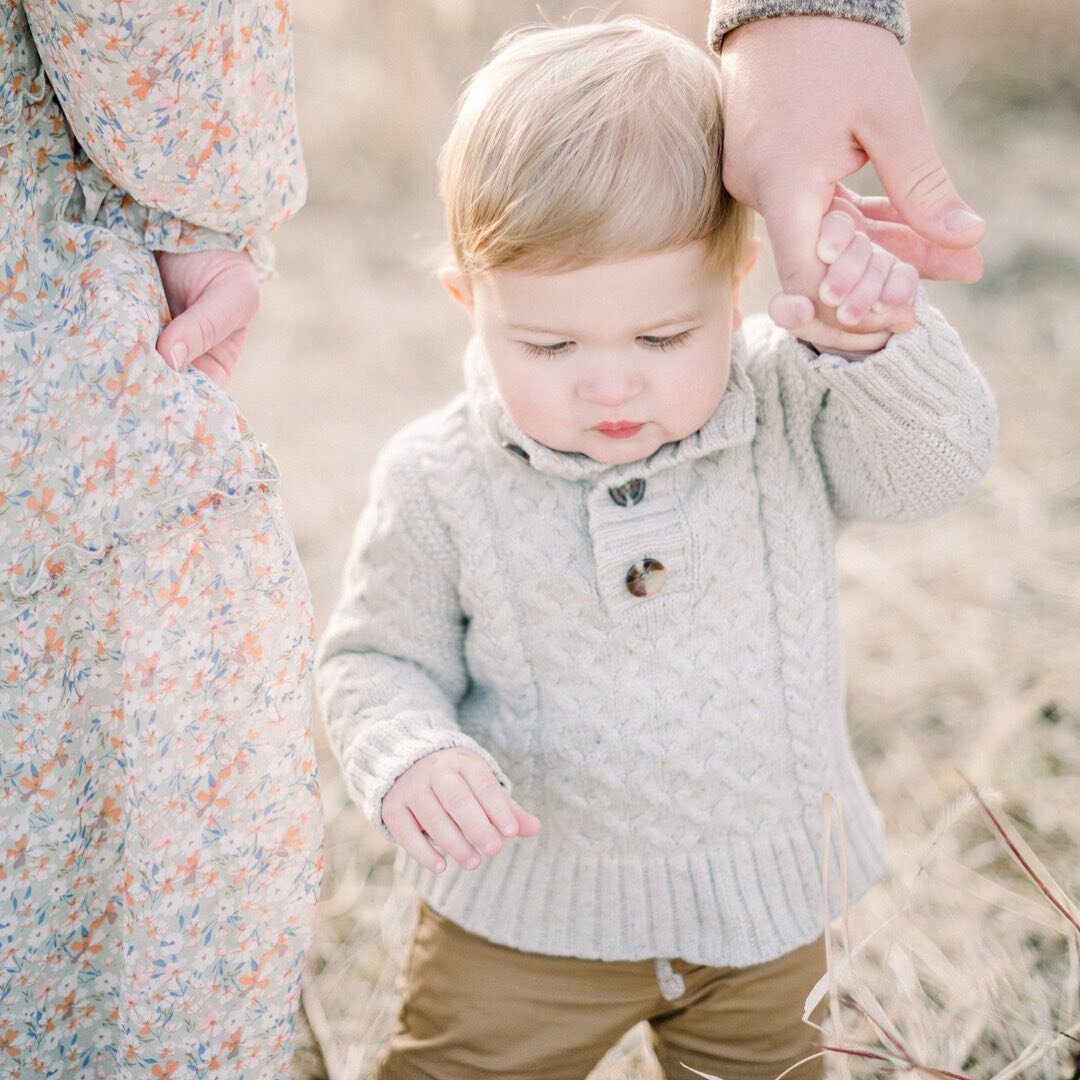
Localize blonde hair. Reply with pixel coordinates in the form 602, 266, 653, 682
439, 17, 752, 277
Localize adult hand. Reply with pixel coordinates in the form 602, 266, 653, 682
381, 747, 541, 875
719, 16, 985, 336
155, 249, 260, 389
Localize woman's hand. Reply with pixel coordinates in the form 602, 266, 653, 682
382, 748, 541, 874
155, 249, 261, 389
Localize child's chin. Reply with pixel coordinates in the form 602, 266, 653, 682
586, 437, 659, 465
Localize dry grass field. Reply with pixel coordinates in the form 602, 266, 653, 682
231, 2, 1080, 1076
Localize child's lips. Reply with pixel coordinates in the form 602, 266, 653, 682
593, 421, 644, 439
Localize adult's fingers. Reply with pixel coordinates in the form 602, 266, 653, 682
189, 326, 249, 389
383, 805, 447, 875
156, 264, 260, 372
859, 84, 985, 250
831, 190, 985, 282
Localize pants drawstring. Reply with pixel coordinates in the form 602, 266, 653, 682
654, 957, 685, 1001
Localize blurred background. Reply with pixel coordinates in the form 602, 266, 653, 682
233, 1, 1080, 1075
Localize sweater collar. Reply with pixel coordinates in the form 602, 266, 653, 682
464, 333, 758, 484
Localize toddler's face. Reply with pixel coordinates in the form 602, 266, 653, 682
443, 243, 747, 465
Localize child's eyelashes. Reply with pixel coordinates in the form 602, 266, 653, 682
640, 330, 692, 351
518, 330, 693, 358
520, 340, 573, 358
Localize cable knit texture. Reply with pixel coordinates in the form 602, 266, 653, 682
708, 0, 909, 50
316, 294, 996, 967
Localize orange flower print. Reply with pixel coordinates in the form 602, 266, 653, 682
3, 3, 319, 1077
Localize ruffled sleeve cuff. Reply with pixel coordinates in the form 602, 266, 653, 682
142, 210, 277, 280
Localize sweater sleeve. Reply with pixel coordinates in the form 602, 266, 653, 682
314, 432, 511, 838
708, 0, 909, 51
800, 292, 996, 523
22, 0, 305, 268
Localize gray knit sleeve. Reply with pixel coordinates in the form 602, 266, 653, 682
708, 0, 909, 51
803, 292, 996, 523
314, 429, 511, 838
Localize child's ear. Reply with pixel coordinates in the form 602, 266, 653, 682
438, 266, 475, 321
731, 237, 762, 331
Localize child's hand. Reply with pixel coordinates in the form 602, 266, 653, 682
382, 748, 541, 874
771, 209, 920, 355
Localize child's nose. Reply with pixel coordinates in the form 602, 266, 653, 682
578, 364, 644, 407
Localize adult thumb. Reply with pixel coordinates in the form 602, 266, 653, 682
156, 265, 259, 371
861, 97, 985, 250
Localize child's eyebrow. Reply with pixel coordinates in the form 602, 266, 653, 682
635, 309, 704, 332
505, 310, 704, 337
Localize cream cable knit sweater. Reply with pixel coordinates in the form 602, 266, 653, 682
316, 295, 995, 967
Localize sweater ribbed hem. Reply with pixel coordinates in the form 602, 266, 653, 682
397, 794, 885, 968
708, 0, 909, 51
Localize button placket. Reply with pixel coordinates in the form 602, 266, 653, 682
587, 472, 687, 613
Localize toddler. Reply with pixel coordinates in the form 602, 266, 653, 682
316, 18, 996, 1080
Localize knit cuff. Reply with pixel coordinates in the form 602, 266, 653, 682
341, 718, 513, 842
803, 292, 995, 444
709, 0, 909, 51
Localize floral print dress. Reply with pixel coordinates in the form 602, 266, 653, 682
0, 2, 322, 1077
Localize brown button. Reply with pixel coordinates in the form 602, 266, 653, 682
625, 557, 666, 598
608, 477, 646, 507
502, 442, 530, 462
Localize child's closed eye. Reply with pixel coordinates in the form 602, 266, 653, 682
638, 329, 693, 351
520, 340, 574, 358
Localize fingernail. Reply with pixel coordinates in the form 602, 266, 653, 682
501, 823, 518, 836
819, 284, 841, 307
871, 302, 889, 315
483, 840, 500, 855
816, 241, 841, 265
836, 305, 860, 326
943, 208, 984, 233
170, 342, 189, 369
465, 856, 480, 870
434, 859, 446, 874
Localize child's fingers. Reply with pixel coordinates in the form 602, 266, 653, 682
510, 800, 542, 836
816, 210, 857, 264
383, 805, 448, 875
819, 231, 872, 307
877, 260, 919, 310
459, 759, 523, 840
410, 790, 483, 870
768, 292, 816, 331
837, 248, 895, 326
432, 770, 505, 857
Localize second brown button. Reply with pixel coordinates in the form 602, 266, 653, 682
625, 557, 666, 598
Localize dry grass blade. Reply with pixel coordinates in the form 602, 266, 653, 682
958, 771, 1080, 936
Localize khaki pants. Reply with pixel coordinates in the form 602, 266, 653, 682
378, 904, 826, 1080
